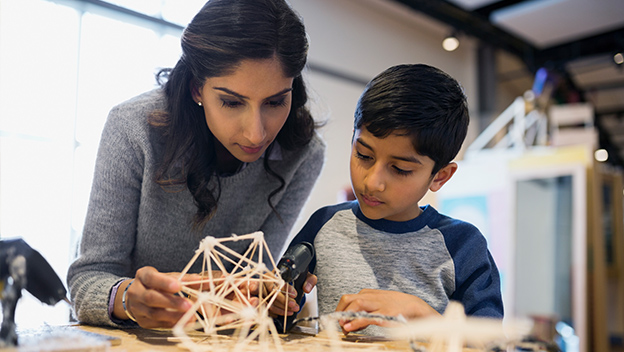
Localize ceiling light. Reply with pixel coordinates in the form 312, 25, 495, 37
615, 52, 624, 65
442, 31, 459, 52
594, 149, 608, 162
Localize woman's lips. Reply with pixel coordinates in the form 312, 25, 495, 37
239, 144, 264, 154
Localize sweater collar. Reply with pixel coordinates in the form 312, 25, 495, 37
351, 201, 436, 234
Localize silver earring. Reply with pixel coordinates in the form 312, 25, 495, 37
197, 101, 202, 106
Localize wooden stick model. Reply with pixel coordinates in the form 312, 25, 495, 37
171, 233, 532, 352
172, 232, 286, 352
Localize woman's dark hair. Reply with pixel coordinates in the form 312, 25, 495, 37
353, 64, 469, 175
150, 0, 315, 230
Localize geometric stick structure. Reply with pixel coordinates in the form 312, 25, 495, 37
170, 233, 531, 352
172, 231, 287, 352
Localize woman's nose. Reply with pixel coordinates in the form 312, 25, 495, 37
242, 109, 266, 145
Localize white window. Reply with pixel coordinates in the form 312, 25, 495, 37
0, 0, 202, 328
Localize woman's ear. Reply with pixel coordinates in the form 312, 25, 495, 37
429, 162, 458, 192
190, 82, 202, 103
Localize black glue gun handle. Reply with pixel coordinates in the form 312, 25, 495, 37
275, 268, 309, 333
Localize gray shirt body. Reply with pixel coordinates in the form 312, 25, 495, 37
315, 208, 453, 336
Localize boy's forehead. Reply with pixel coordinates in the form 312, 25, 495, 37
355, 128, 420, 154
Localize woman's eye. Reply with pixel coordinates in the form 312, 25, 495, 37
221, 100, 242, 108
266, 98, 287, 108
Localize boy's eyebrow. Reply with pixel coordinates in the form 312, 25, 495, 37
213, 87, 293, 100
356, 138, 423, 164
394, 155, 423, 164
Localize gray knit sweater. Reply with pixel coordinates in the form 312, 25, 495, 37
67, 89, 325, 326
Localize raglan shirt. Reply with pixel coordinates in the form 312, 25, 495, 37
289, 201, 503, 335
67, 89, 325, 326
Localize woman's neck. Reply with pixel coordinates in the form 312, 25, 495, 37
214, 141, 243, 174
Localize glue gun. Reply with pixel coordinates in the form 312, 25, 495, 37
273, 241, 314, 333
0, 238, 69, 306
1, 238, 69, 346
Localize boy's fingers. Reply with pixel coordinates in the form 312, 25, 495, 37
335, 293, 359, 312
341, 318, 369, 333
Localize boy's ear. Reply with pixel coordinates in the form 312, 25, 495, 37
429, 162, 458, 192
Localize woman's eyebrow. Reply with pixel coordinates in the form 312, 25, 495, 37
213, 87, 247, 99
213, 87, 293, 100
266, 88, 293, 100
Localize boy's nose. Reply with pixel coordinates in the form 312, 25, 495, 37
365, 165, 386, 192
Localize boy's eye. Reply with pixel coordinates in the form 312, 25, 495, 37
393, 166, 412, 176
355, 151, 372, 160
221, 99, 243, 108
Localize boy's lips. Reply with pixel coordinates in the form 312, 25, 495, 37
361, 194, 383, 207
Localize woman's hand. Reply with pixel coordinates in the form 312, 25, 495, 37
334, 289, 440, 334
251, 273, 317, 317
113, 266, 193, 329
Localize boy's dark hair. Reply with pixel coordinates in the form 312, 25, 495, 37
353, 64, 469, 175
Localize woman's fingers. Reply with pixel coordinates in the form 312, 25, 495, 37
136, 266, 181, 293
127, 267, 194, 328
303, 273, 317, 294
128, 267, 307, 328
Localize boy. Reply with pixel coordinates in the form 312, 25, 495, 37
285, 64, 503, 335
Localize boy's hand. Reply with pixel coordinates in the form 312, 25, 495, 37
334, 288, 440, 334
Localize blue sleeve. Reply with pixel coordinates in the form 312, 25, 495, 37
280, 203, 352, 319
286, 201, 355, 274
444, 221, 504, 318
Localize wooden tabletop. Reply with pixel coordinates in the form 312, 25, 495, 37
9, 323, 444, 351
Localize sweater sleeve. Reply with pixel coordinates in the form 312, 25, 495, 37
67, 105, 145, 326
445, 222, 504, 318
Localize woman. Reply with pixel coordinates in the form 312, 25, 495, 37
67, 0, 325, 329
